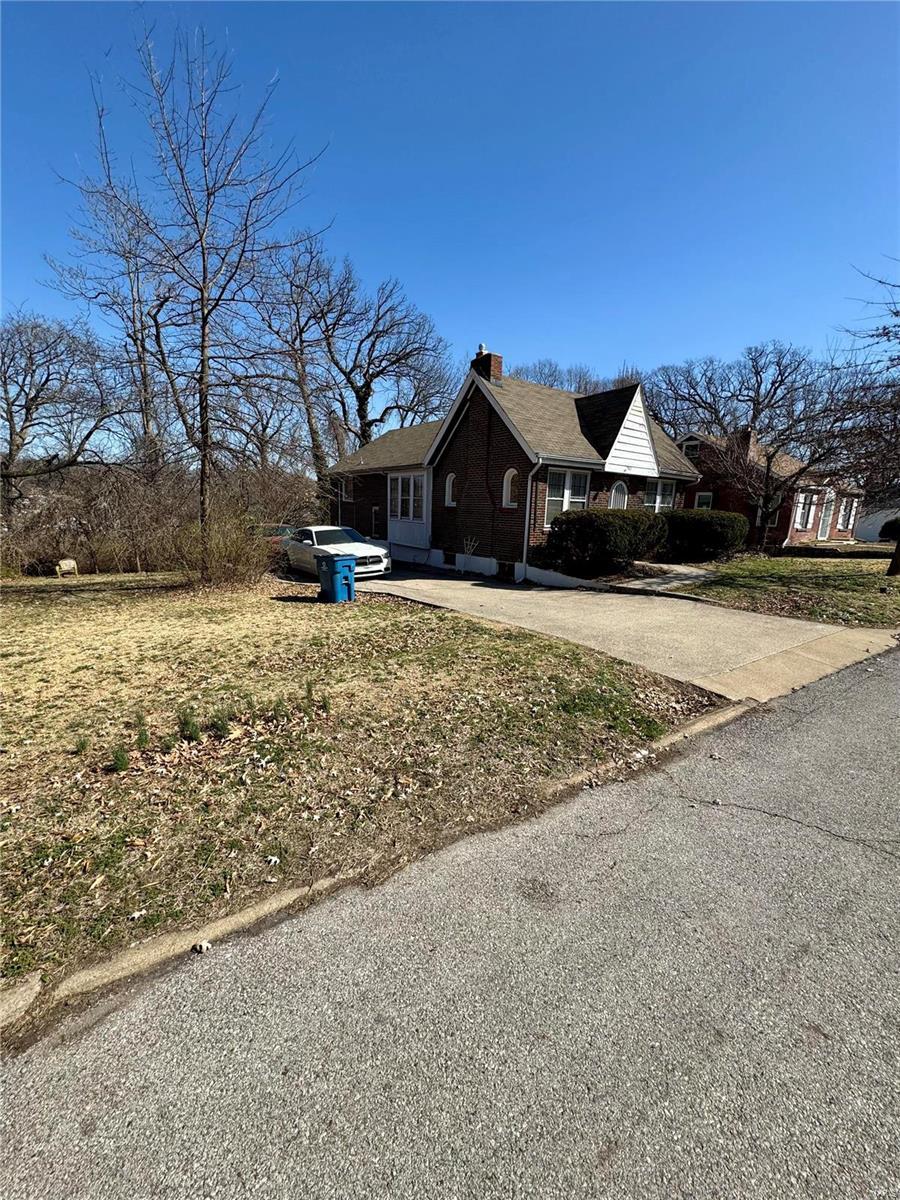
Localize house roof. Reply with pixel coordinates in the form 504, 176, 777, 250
478, 376, 602, 462
681, 431, 811, 482
479, 377, 698, 477
331, 375, 698, 480
650, 422, 703, 478
331, 420, 443, 474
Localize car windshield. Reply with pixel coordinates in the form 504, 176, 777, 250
315, 527, 365, 546
259, 524, 295, 537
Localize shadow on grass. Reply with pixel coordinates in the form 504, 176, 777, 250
710, 567, 890, 593
271, 593, 322, 605
2, 576, 191, 602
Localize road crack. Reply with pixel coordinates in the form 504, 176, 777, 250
660, 769, 899, 862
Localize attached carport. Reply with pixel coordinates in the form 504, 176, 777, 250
358, 570, 895, 701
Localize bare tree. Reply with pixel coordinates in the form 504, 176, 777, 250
245, 239, 339, 512
850, 261, 900, 371
643, 342, 882, 545
59, 29, 314, 577
508, 357, 642, 394
1, 313, 122, 519
314, 260, 453, 446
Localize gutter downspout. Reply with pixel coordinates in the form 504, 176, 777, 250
521, 459, 543, 578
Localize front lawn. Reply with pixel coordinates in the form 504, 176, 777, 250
1, 573, 713, 985
679, 555, 900, 627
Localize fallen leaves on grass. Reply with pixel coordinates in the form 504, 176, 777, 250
1, 572, 715, 983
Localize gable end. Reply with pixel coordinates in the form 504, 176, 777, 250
603, 388, 660, 477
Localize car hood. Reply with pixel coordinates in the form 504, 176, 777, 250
315, 542, 384, 558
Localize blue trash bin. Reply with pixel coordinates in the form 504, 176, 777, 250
315, 554, 356, 603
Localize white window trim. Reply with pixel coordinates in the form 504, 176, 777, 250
444, 473, 456, 508
502, 467, 519, 509
644, 478, 677, 512
681, 439, 701, 463
543, 469, 590, 528
794, 492, 815, 531
341, 477, 354, 502
694, 491, 713, 510
837, 496, 858, 531
608, 481, 629, 510
389, 471, 426, 522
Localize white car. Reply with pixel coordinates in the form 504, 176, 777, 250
285, 526, 392, 579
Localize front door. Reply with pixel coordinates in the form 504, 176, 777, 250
817, 491, 835, 540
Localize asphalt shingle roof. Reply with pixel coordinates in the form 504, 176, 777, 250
330, 378, 699, 479
330, 420, 443, 474
482, 377, 698, 477
478, 376, 600, 462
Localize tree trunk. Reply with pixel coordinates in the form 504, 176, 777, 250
356, 383, 375, 445
887, 540, 900, 577
294, 356, 330, 519
198, 315, 211, 581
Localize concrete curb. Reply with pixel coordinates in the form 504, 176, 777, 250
0, 973, 42, 1032
3, 700, 756, 1036
1, 870, 363, 1037
540, 699, 755, 798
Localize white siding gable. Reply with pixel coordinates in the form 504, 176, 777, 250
603, 388, 659, 477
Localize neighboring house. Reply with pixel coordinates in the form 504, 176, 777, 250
675, 431, 863, 546
330, 347, 698, 578
855, 497, 900, 543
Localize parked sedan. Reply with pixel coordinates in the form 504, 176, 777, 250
285, 526, 392, 579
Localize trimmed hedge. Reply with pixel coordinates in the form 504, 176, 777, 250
662, 508, 749, 562
879, 516, 900, 541
544, 508, 667, 577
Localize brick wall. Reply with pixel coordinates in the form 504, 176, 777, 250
683, 444, 861, 546
783, 490, 859, 546
329, 473, 387, 539
430, 385, 533, 565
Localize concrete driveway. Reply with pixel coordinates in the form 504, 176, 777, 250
360, 570, 896, 700
4, 654, 898, 1199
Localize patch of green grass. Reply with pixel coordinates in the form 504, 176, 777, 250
109, 745, 130, 773
680, 555, 900, 628
72, 734, 90, 755
135, 711, 150, 750
176, 706, 202, 743
207, 706, 234, 738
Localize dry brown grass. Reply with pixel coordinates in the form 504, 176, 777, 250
2, 572, 714, 984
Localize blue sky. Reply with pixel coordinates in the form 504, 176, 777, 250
2, 1, 897, 373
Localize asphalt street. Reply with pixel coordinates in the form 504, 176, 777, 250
3, 651, 899, 1199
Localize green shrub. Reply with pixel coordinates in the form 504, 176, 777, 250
879, 516, 900, 541
544, 509, 667, 577
662, 509, 749, 562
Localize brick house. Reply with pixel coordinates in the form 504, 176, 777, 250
330, 347, 699, 578
675, 432, 863, 547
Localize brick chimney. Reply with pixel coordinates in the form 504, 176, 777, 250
739, 424, 760, 461
471, 343, 503, 383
